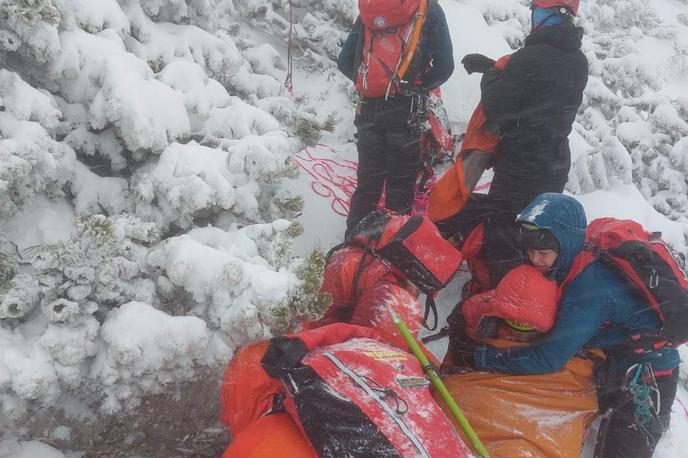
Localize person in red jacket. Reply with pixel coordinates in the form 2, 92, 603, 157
338, 0, 454, 235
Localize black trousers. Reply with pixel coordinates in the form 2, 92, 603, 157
346, 96, 422, 234
435, 193, 523, 289
595, 367, 678, 458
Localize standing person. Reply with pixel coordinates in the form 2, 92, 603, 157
436, 0, 588, 288
337, 0, 454, 235
451, 193, 680, 458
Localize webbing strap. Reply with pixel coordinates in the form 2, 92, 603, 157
423, 295, 438, 331
323, 352, 429, 457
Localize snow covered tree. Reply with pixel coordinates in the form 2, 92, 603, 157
0, 0, 328, 429
569, 0, 688, 230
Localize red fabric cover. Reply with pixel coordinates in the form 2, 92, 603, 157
352, 282, 424, 348
314, 213, 458, 338
359, 0, 420, 29
219, 341, 281, 436
222, 413, 316, 458
310, 245, 400, 328
531, 0, 580, 15
286, 323, 382, 352
462, 265, 560, 334
377, 215, 463, 292
350, 213, 413, 249
286, 337, 471, 457
220, 325, 382, 437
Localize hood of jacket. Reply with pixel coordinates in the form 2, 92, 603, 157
525, 21, 584, 53
516, 193, 587, 283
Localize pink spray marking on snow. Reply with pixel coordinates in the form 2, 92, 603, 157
295, 144, 491, 217
294, 144, 358, 217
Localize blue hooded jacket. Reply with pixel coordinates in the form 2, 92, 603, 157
475, 193, 680, 375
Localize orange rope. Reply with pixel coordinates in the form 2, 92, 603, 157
396, 0, 429, 81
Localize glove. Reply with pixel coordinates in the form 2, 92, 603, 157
260, 336, 309, 380
445, 301, 477, 368
449, 338, 477, 369
461, 53, 496, 75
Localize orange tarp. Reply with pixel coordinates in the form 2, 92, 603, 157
220, 341, 281, 436
437, 341, 600, 458
222, 413, 316, 458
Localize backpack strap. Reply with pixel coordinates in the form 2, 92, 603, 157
353, 19, 365, 81
561, 246, 598, 291
351, 246, 377, 306
394, 0, 430, 84
422, 294, 438, 331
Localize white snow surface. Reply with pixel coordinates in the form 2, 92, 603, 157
0, 0, 688, 456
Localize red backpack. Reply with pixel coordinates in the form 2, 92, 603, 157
339, 212, 463, 329
261, 324, 471, 457
563, 218, 688, 346
355, 0, 428, 98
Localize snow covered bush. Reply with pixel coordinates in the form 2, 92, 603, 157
32, 214, 155, 316
0, 0, 61, 63
132, 134, 297, 231
91, 301, 224, 413
467, 0, 530, 48
569, 136, 634, 194
146, 219, 308, 345
271, 247, 331, 333
232, 0, 354, 59
555, 0, 688, 227
0, 69, 73, 217
0, 0, 319, 431
0, 214, 157, 416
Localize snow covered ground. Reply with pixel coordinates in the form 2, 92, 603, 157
1, 0, 688, 456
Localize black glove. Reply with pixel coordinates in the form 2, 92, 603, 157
446, 303, 477, 368
449, 338, 477, 369
461, 53, 496, 75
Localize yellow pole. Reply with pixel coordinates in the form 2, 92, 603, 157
392, 313, 491, 458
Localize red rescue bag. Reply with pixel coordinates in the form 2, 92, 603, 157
347, 212, 462, 295
261, 323, 471, 457
326, 212, 463, 330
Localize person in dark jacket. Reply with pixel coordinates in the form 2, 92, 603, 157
451, 193, 680, 458
338, 1, 454, 235
436, 0, 588, 288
